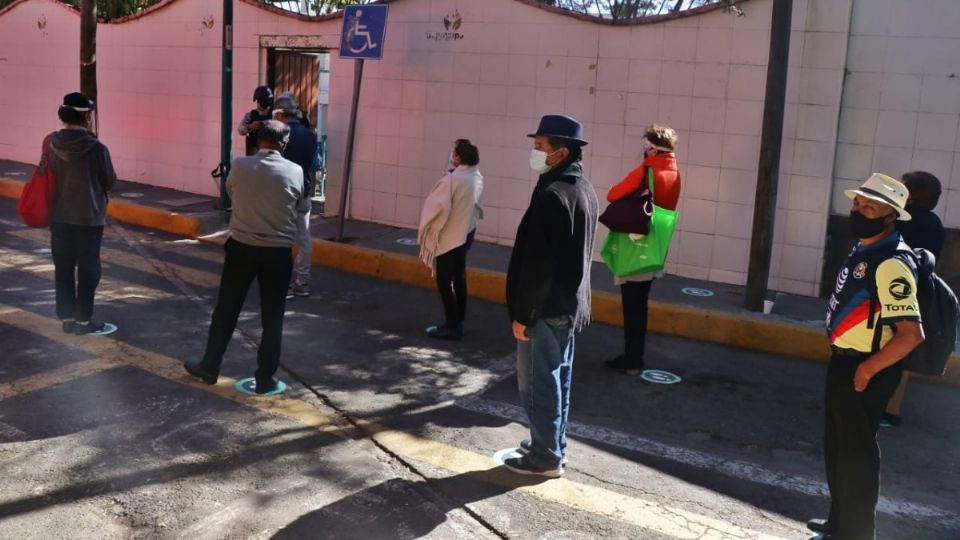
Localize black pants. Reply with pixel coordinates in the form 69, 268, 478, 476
201, 238, 292, 384
50, 222, 104, 322
620, 280, 653, 370
434, 238, 471, 329
823, 353, 903, 540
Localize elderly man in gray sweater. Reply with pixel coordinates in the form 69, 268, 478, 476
184, 120, 305, 394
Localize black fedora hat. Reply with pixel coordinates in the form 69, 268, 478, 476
527, 114, 588, 146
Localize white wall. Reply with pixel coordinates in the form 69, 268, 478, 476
832, 0, 960, 231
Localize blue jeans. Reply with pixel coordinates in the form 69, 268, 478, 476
516, 316, 574, 468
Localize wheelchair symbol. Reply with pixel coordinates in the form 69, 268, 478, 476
344, 10, 378, 54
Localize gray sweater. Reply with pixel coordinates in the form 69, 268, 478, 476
227, 149, 304, 248
49, 127, 117, 226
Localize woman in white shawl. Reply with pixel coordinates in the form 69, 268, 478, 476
417, 139, 484, 340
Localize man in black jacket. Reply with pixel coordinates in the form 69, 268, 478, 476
504, 115, 598, 477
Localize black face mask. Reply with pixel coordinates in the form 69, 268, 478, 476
850, 210, 892, 239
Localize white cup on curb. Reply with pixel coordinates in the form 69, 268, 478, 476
762, 300, 775, 315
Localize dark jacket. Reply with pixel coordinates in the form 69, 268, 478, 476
507, 159, 599, 332
898, 206, 944, 261
49, 128, 117, 227
282, 120, 318, 195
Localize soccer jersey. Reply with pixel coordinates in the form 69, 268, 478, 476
826, 232, 921, 353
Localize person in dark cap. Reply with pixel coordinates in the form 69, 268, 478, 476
503, 114, 598, 477
238, 86, 274, 156
49, 92, 117, 336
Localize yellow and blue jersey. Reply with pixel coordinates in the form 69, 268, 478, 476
826, 232, 921, 353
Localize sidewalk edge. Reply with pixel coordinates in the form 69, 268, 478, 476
3, 176, 957, 386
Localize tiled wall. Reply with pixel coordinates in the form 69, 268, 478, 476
833, 0, 960, 231
0, 0, 905, 297
0, 0, 347, 194
325, 0, 847, 296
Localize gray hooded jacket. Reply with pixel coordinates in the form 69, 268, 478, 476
49, 127, 117, 226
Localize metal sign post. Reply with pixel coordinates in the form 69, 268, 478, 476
335, 5, 388, 242
219, 0, 234, 212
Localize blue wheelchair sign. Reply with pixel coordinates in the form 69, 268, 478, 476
339, 5, 388, 60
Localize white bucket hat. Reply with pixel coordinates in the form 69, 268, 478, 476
844, 173, 912, 221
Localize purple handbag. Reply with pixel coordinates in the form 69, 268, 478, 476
598, 168, 654, 234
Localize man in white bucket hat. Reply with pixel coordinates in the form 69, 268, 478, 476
810, 173, 925, 539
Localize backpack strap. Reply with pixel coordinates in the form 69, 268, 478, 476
867, 243, 920, 351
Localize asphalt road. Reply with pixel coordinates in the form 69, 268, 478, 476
0, 198, 957, 539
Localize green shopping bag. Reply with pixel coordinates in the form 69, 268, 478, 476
600, 168, 678, 277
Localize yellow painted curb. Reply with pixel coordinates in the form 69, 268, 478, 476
0, 177, 24, 199
308, 237, 960, 386
107, 199, 204, 238
0, 177, 204, 238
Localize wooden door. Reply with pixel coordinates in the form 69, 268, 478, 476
274, 51, 320, 128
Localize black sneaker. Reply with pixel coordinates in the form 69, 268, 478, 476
286, 283, 310, 299
62, 320, 75, 334
806, 518, 836, 534
518, 439, 567, 465
73, 321, 117, 336
254, 378, 279, 394
503, 455, 563, 478
183, 360, 218, 385
880, 412, 902, 428
604, 355, 642, 376
426, 325, 463, 341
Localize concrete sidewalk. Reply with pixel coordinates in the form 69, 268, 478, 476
2, 163, 957, 385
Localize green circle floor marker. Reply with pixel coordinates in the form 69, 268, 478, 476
234, 377, 287, 396
640, 369, 682, 385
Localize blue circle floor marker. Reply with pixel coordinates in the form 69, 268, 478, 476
493, 447, 523, 466
640, 369, 682, 385
681, 287, 714, 297
83, 323, 118, 336
396, 238, 418, 246
234, 377, 288, 396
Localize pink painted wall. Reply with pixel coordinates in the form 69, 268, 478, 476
0, 0, 345, 195
0, 0, 869, 296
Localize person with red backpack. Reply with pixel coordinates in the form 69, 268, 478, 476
48, 92, 117, 336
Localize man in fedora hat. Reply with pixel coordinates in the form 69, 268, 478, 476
810, 173, 925, 539
503, 114, 598, 477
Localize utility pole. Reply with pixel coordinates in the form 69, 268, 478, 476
745, 0, 792, 312
219, 0, 234, 211
79, 0, 97, 131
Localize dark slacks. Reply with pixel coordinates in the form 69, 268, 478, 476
434, 234, 473, 329
620, 280, 653, 370
823, 352, 903, 540
50, 222, 104, 322
201, 238, 292, 385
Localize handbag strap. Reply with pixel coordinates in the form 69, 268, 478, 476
647, 166, 656, 216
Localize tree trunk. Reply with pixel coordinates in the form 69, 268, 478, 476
79, 0, 97, 102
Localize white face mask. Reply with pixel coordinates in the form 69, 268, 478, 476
529, 149, 558, 174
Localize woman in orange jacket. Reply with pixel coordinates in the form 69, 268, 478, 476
605, 125, 682, 375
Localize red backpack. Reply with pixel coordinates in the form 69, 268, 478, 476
18, 134, 56, 228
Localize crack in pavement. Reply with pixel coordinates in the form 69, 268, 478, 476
111, 223, 510, 540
